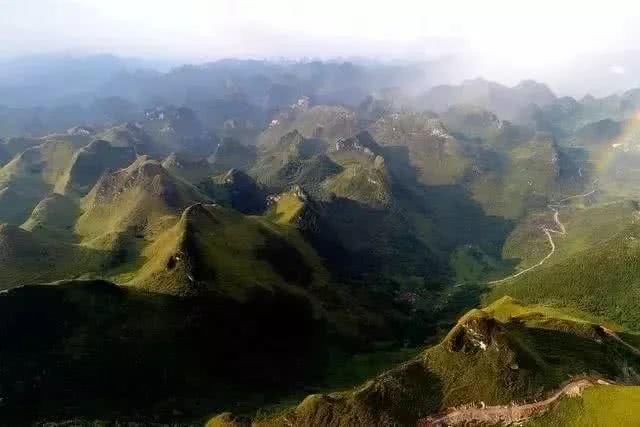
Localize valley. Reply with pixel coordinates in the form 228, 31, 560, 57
2, 56, 640, 426
489, 180, 600, 284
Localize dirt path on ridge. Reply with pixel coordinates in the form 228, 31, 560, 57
488, 182, 598, 285
418, 377, 611, 426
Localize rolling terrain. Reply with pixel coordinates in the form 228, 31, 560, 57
226, 297, 640, 426
3, 61, 640, 425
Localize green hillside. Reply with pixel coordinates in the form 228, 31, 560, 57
0, 139, 77, 196
57, 139, 136, 195
487, 222, 640, 330
0, 140, 79, 224
130, 203, 329, 297
161, 152, 215, 183
4, 60, 640, 426
372, 112, 469, 186
469, 133, 563, 219
323, 132, 391, 207
0, 186, 40, 225
232, 297, 640, 426
0, 224, 105, 289
200, 168, 267, 214
258, 106, 357, 148
76, 156, 210, 247
1, 136, 56, 157
209, 137, 257, 173
527, 385, 640, 426
21, 193, 81, 240
252, 130, 337, 192
501, 199, 638, 272
440, 104, 504, 140
95, 123, 154, 153
0, 141, 9, 166
0, 279, 328, 425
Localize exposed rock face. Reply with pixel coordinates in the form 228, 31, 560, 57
445, 311, 501, 353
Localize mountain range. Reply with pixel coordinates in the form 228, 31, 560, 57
2, 58, 640, 426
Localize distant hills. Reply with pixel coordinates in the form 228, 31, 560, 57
4, 59, 640, 424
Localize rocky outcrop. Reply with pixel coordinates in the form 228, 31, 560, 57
445, 310, 501, 353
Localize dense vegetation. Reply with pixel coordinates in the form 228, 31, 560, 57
250, 297, 640, 426
4, 57, 640, 425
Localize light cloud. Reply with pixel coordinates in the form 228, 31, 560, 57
610, 65, 626, 75
1, 0, 640, 66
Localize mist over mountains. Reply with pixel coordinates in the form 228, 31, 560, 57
1, 52, 640, 138
4, 49, 640, 426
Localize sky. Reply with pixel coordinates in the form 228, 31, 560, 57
1, 0, 639, 61
2, 0, 640, 93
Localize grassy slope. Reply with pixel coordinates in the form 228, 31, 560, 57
440, 104, 504, 140
251, 130, 338, 193
487, 222, 640, 330
0, 186, 41, 225
469, 134, 561, 219
248, 297, 640, 426
21, 193, 81, 241
268, 190, 306, 225
56, 139, 136, 195
371, 113, 470, 186
527, 385, 640, 426
130, 203, 329, 298
0, 279, 328, 425
76, 156, 210, 246
0, 140, 77, 193
161, 152, 215, 184
501, 200, 638, 272
1, 137, 45, 158
95, 123, 153, 153
0, 142, 9, 166
0, 139, 82, 225
200, 169, 267, 214
323, 150, 391, 208
209, 138, 257, 174
258, 106, 357, 148
0, 224, 106, 289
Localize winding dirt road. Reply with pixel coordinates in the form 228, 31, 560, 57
418, 377, 611, 426
488, 182, 598, 285
415, 329, 640, 426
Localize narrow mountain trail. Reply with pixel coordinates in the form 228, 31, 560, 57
488, 182, 598, 285
418, 377, 612, 426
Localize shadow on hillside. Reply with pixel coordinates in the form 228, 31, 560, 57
316, 196, 444, 282
503, 320, 640, 387
0, 280, 328, 424
0, 223, 124, 291
384, 145, 516, 261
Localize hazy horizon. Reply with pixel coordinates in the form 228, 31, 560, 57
3, 0, 640, 96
